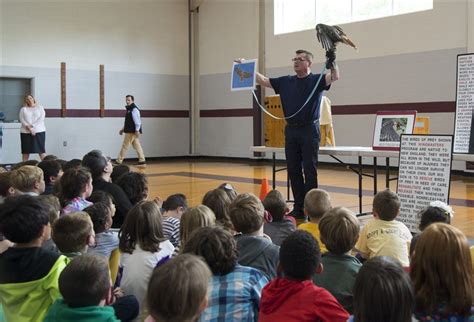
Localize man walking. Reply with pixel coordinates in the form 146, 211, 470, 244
116, 95, 146, 166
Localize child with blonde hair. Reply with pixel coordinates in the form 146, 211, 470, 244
10, 165, 45, 195
299, 188, 332, 253
119, 201, 174, 319
179, 205, 216, 251
145, 254, 211, 322
411, 223, 473, 320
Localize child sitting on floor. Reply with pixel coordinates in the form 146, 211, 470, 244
259, 230, 349, 322
263, 189, 296, 246
298, 188, 332, 253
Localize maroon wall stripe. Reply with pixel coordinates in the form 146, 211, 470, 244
44, 101, 456, 118
45, 109, 189, 118
332, 101, 455, 115
200, 109, 254, 117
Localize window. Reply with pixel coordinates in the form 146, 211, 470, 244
274, 0, 433, 35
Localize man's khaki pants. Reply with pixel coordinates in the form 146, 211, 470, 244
117, 132, 145, 163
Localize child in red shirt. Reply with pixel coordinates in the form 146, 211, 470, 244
259, 230, 349, 322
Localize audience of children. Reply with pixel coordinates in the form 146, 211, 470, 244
298, 188, 332, 253
182, 226, 268, 322
259, 230, 349, 322
44, 254, 121, 322
118, 201, 175, 320
1, 154, 473, 322
59, 167, 93, 214
312, 206, 362, 313
411, 223, 473, 320
355, 189, 412, 267
145, 254, 211, 322
10, 165, 45, 196
0, 195, 69, 322
179, 204, 216, 252
262, 189, 296, 246
351, 256, 415, 322
82, 150, 132, 228
161, 193, 188, 248
202, 188, 234, 232
409, 201, 453, 256
229, 192, 280, 280
84, 197, 119, 258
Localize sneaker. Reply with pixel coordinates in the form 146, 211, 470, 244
134, 161, 147, 166
111, 160, 121, 166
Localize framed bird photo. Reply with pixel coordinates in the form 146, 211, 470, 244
372, 110, 417, 151
231, 59, 257, 91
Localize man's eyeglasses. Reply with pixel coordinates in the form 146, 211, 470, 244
292, 57, 307, 62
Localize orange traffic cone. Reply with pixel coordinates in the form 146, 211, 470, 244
259, 178, 271, 201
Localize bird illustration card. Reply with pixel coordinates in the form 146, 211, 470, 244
373, 110, 417, 151
231, 59, 257, 91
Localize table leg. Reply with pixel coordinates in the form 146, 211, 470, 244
272, 152, 276, 190
374, 157, 377, 195
359, 156, 363, 213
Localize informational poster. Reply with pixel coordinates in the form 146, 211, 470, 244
397, 135, 453, 232
454, 53, 474, 153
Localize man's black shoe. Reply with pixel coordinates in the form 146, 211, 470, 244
289, 209, 307, 222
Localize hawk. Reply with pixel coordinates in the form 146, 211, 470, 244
234, 67, 252, 82
315, 23, 357, 51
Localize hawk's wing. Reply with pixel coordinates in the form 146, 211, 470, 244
316, 24, 357, 51
234, 67, 252, 81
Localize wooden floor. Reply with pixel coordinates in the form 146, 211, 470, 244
133, 159, 474, 239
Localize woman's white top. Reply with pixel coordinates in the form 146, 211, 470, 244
19, 105, 46, 133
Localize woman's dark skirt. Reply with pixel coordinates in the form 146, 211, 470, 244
20, 132, 46, 154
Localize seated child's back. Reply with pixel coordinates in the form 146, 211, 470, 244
183, 226, 268, 322
298, 189, 332, 253
0, 195, 68, 322
119, 201, 174, 320
44, 254, 119, 322
259, 230, 349, 322
263, 190, 295, 246
355, 189, 412, 266
229, 193, 279, 280
312, 207, 361, 313
84, 198, 119, 258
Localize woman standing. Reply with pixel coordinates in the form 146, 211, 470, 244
19, 95, 46, 161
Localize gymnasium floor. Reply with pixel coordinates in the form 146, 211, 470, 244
137, 159, 474, 240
